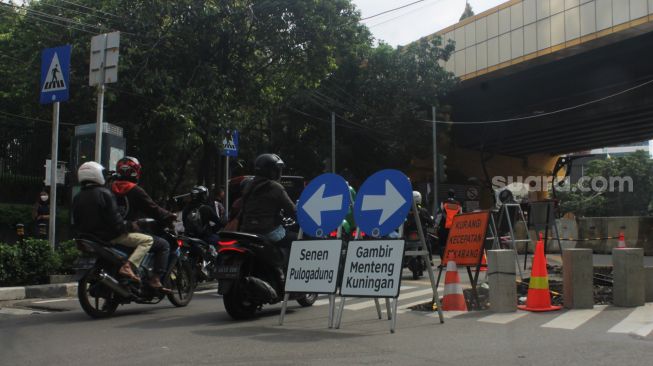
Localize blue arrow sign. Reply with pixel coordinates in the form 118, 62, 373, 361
221, 130, 239, 157
40, 45, 71, 104
353, 169, 412, 237
297, 173, 351, 237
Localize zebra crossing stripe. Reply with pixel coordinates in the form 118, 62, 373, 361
541, 305, 607, 330
344, 288, 435, 311
607, 303, 653, 337
478, 311, 529, 324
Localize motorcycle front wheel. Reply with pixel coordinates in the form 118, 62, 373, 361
166, 260, 195, 307
78, 267, 119, 319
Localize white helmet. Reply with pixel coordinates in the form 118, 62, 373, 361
412, 191, 422, 205
78, 161, 105, 185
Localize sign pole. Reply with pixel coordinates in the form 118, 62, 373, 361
331, 111, 336, 173
432, 106, 438, 217
48, 102, 60, 250
94, 84, 105, 162
225, 155, 230, 220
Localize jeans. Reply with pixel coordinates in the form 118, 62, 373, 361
265, 225, 286, 242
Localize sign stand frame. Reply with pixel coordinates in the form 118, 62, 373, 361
335, 199, 444, 333
435, 211, 498, 309
278, 227, 342, 328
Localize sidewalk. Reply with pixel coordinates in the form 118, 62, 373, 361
0, 283, 76, 301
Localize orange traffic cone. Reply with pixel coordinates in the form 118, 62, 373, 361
518, 233, 561, 312
442, 261, 467, 311
617, 232, 626, 248
479, 251, 488, 272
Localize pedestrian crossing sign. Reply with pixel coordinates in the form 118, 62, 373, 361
40, 45, 71, 104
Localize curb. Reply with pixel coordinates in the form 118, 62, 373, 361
0, 283, 77, 301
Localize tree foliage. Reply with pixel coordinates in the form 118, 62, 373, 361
0, 0, 455, 199
558, 151, 653, 217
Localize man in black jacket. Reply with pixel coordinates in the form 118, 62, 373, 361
182, 185, 221, 244
239, 154, 297, 248
73, 161, 152, 282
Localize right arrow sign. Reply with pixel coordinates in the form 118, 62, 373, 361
354, 169, 413, 237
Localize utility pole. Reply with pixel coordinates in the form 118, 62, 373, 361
432, 106, 438, 217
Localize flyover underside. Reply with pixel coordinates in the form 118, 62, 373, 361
446, 30, 653, 157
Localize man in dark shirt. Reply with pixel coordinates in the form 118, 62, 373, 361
182, 185, 221, 245
239, 154, 296, 248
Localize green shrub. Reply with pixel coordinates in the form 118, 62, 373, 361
0, 203, 33, 228
56, 240, 80, 275
20, 239, 60, 285
0, 243, 23, 285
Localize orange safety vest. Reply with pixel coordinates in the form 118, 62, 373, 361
443, 201, 461, 229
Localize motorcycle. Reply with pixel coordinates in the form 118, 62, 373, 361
73, 219, 195, 318
215, 220, 317, 320
403, 230, 437, 280
178, 234, 220, 283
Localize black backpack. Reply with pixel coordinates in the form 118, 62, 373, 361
185, 206, 206, 235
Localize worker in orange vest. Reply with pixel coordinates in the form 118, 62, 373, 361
436, 189, 462, 260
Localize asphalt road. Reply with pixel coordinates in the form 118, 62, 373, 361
1, 271, 652, 366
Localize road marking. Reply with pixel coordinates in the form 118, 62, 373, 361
195, 289, 217, 294
425, 310, 467, 319
0, 308, 46, 315
32, 299, 71, 304
608, 304, 653, 337
345, 289, 435, 311
541, 306, 607, 330
478, 311, 529, 324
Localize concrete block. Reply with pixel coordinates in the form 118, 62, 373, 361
488, 249, 516, 312
0, 286, 26, 301
24, 283, 71, 299
612, 248, 645, 307
562, 249, 593, 309
645, 267, 653, 303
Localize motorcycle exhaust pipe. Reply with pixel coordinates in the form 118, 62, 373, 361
98, 272, 132, 298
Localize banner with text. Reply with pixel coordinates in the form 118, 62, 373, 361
443, 211, 490, 266
340, 240, 404, 298
285, 240, 343, 294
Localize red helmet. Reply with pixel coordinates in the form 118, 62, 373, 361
116, 156, 142, 182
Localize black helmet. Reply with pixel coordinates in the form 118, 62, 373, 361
190, 185, 209, 203
254, 153, 284, 180
447, 188, 456, 198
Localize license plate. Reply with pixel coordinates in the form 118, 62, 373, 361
73, 257, 97, 270
216, 265, 240, 279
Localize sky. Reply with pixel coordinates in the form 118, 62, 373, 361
352, 0, 506, 47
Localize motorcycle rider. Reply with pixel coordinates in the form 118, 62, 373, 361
110, 156, 174, 291
239, 154, 297, 258
406, 191, 436, 260
182, 185, 222, 245
72, 161, 152, 283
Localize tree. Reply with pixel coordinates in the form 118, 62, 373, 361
558, 151, 653, 216
459, 2, 475, 21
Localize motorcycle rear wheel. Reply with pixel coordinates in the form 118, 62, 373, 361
223, 287, 257, 320
166, 260, 195, 307
78, 267, 119, 319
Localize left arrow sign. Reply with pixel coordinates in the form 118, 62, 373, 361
302, 184, 343, 226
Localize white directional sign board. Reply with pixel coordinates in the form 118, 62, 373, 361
340, 240, 405, 298
285, 240, 343, 294
89, 31, 120, 85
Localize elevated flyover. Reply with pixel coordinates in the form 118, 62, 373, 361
434, 0, 653, 156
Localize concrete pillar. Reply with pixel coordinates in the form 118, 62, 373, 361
562, 248, 593, 309
612, 248, 645, 307
488, 249, 516, 312
645, 267, 653, 303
